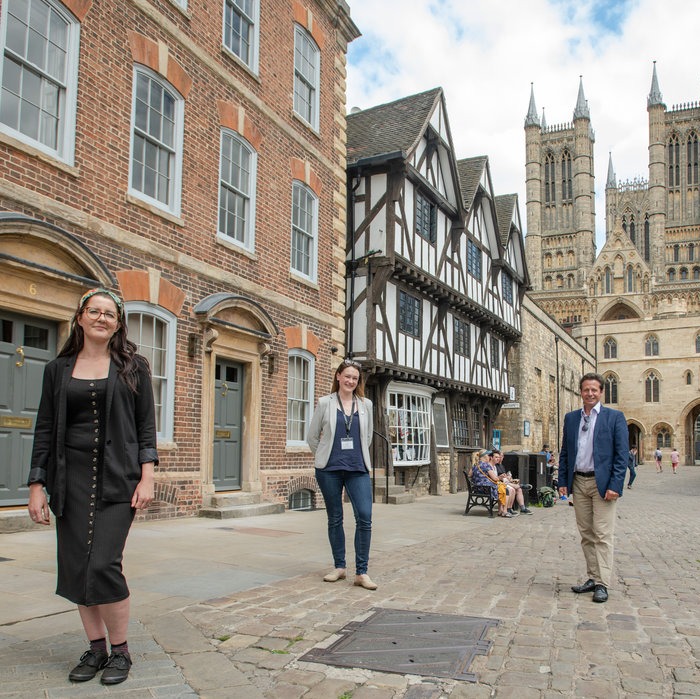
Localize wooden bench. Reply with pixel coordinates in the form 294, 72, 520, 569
463, 471, 498, 518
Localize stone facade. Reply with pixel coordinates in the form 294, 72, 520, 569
0, 0, 360, 515
524, 65, 700, 464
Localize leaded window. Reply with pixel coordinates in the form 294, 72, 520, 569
645, 335, 659, 356
502, 272, 513, 304
669, 134, 680, 188
415, 192, 436, 243
645, 372, 660, 403
467, 240, 482, 280
454, 317, 470, 356
399, 290, 421, 337
387, 388, 432, 464
604, 337, 617, 359
604, 374, 618, 404
544, 152, 555, 204
452, 402, 469, 448
688, 132, 699, 185
561, 150, 572, 201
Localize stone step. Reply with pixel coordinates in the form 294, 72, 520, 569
199, 502, 285, 519
373, 484, 407, 497
387, 492, 416, 505
208, 492, 262, 507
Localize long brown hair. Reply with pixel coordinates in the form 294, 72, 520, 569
331, 358, 365, 399
58, 289, 146, 392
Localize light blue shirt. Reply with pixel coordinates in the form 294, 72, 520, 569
575, 402, 601, 473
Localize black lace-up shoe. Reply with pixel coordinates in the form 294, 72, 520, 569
100, 651, 132, 685
68, 649, 109, 681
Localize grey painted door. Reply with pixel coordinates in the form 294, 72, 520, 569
0, 313, 56, 504
213, 360, 243, 490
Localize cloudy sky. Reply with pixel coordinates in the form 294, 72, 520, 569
345, 0, 700, 247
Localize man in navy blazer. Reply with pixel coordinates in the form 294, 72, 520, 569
558, 373, 629, 603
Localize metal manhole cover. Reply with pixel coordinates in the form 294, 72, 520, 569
301, 607, 497, 682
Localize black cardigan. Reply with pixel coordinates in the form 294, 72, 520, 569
28, 354, 159, 517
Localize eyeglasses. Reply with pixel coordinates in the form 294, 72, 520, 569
341, 358, 362, 369
83, 307, 118, 322
581, 414, 591, 432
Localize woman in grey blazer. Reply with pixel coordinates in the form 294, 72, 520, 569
307, 358, 376, 589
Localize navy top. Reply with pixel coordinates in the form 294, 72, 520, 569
325, 408, 365, 472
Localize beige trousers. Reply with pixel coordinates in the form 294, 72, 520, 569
572, 474, 617, 588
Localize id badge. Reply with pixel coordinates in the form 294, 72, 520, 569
341, 437, 354, 450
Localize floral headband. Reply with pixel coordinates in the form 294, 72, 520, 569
79, 288, 124, 317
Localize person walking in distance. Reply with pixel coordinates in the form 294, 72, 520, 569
27, 289, 158, 685
307, 359, 377, 590
654, 447, 663, 473
670, 447, 680, 474
558, 373, 629, 603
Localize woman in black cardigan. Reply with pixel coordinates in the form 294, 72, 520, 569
27, 288, 158, 686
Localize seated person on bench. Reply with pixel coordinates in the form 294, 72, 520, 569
471, 449, 515, 518
492, 449, 533, 516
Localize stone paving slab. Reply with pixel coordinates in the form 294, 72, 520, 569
2, 467, 700, 696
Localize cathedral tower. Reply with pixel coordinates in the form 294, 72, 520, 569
524, 78, 596, 320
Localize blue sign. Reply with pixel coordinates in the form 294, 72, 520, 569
492, 429, 501, 449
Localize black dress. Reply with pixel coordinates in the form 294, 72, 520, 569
55, 378, 135, 606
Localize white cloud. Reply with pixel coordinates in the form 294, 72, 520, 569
346, 0, 700, 246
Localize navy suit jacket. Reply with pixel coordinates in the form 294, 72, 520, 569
559, 405, 629, 498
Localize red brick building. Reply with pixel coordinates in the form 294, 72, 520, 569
0, 0, 359, 521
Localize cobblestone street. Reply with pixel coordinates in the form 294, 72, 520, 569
2, 464, 700, 697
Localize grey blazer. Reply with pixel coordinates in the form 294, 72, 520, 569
307, 392, 373, 471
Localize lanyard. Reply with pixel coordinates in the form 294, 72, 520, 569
336, 394, 356, 436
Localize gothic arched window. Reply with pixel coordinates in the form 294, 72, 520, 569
694, 267, 700, 280
562, 150, 572, 201
696, 333, 700, 353
621, 216, 627, 236
669, 268, 676, 281
629, 216, 636, 244
626, 265, 635, 292
674, 244, 680, 262
681, 267, 688, 280
669, 134, 680, 188
644, 216, 650, 261
686, 370, 693, 385
645, 372, 660, 403
656, 427, 671, 448
604, 374, 618, 404
604, 337, 617, 359
645, 335, 659, 356
688, 132, 699, 185
545, 153, 555, 204
604, 267, 612, 293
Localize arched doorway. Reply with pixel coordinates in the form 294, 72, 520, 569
628, 422, 643, 462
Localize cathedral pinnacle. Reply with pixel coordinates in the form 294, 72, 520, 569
525, 83, 540, 127
541, 108, 547, 130
573, 76, 590, 120
647, 61, 665, 107
606, 152, 616, 189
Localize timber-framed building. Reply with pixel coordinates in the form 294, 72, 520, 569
346, 88, 528, 495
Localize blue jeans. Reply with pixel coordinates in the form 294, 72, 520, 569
315, 468, 372, 575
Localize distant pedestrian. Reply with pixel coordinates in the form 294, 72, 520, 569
654, 448, 663, 473
307, 358, 377, 590
671, 448, 680, 474
558, 373, 628, 604
627, 447, 638, 489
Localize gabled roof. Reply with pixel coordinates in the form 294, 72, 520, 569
456, 156, 488, 210
495, 194, 517, 246
347, 88, 442, 166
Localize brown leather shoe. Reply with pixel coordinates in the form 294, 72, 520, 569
323, 568, 346, 582
354, 574, 378, 590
